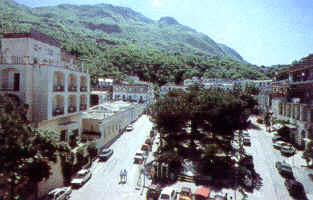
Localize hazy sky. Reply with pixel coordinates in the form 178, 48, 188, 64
15, 0, 313, 66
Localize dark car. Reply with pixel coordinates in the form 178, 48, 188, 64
240, 155, 254, 169
99, 148, 113, 161
284, 179, 305, 197
275, 161, 293, 178
243, 137, 251, 146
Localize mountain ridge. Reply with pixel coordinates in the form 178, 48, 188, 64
2, 0, 244, 61
0, 0, 271, 84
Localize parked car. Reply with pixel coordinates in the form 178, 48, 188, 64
99, 148, 113, 161
243, 131, 249, 137
275, 161, 293, 178
178, 187, 192, 200
145, 138, 153, 145
273, 141, 290, 150
243, 137, 251, 146
159, 187, 177, 200
126, 124, 133, 131
284, 179, 305, 198
194, 187, 211, 200
141, 143, 151, 152
44, 187, 72, 200
240, 155, 254, 169
134, 152, 145, 164
71, 169, 92, 187
280, 145, 296, 156
272, 136, 282, 143
147, 184, 161, 200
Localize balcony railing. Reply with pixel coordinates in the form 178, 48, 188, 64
68, 106, 77, 113
0, 56, 32, 65
80, 86, 87, 92
53, 107, 64, 116
80, 104, 87, 111
68, 85, 77, 92
0, 87, 19, 92
53, 85, 64, 92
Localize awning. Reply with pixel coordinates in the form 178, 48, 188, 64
194, 187, 210, 198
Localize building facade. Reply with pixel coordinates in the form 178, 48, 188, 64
113, 82, 154, 104
270, 54, 313, 150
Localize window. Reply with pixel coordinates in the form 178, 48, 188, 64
278, 103, 283, 115
47, 48, 54, 56
60, 130, 67, 142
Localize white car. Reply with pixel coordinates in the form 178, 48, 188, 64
280, 145, 296, 156
71, 169, 92, 187
159, 186, 177, 200
126, 124, 133, 131
45, 187, 72, 200
273, 141, 290, 150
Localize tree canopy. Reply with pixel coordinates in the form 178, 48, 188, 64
0, 95, 58, 200
151, 87, 257, 158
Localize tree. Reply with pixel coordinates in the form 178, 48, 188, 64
151, 87, 254, 162
0, 95, 58, 200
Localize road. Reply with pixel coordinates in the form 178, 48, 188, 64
69, 115, 153, 200
245, 117, 313, 200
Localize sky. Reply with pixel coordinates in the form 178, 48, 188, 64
14, 0, 313, 66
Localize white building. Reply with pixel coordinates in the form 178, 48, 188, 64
0, 30, 90, 142
113, 82, 154, 104
159, 82, 186, 96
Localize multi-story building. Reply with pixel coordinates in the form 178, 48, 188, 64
113, 82, 154, 105
271, 54, 313, 149
159, 82, 186, 96
0, 30, 90, 144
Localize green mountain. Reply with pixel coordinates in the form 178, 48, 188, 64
0, 0, 269, 84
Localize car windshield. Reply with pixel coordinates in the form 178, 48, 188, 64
160, 194, 170, 200
102, 149, 111, 153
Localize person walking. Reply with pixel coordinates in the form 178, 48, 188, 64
120, 169, 123, 183
124, 169, 127, 183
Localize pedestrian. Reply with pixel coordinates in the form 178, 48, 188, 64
225, 193, 228, 200
120, 169, 123, 183
124, 169, 127, 182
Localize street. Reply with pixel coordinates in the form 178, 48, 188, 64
69, 115, 153, 200
68, 115, 313, 200
246, 117, 313, 200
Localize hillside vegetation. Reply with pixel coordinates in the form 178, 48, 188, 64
0, 0, 272, 84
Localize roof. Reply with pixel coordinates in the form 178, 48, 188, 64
3, 29, 61, 47
161, 186, 175, 195
194, 187, 210, 198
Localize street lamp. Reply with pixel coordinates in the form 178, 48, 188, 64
234, 163, 239, 200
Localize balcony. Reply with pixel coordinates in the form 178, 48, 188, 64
80, 104, 87, 111
68, 85, 77, 92
80, 86, 87, 92
53, 107, 64, 116
53, 85, 64, 92
68, 105, 77, 113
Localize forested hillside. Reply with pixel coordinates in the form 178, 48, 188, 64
0, 0, 275, 84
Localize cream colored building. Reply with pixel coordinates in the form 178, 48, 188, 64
82, 101, 145, 149
0, 31, 90, 138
